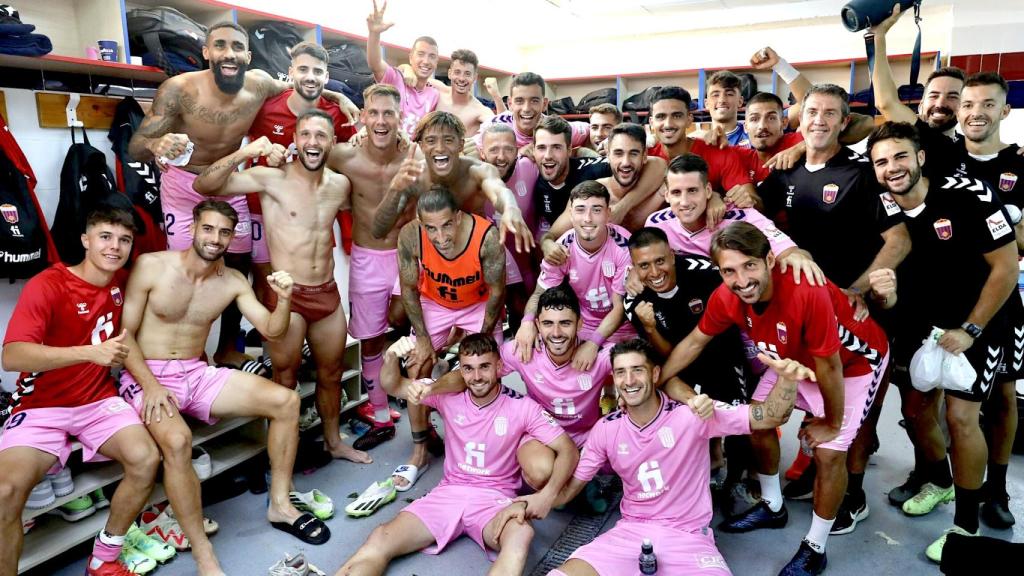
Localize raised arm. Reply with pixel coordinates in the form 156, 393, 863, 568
192, 137, 284, 196
381, 336, 437, 402
483, 77, 507, 113
475, 161, 534, 253
870, 5, 918, 124
234, 271, 294, 341
372, 145, 422, 238
127, 76, 187, 162
479, 226, 507, 335
366, 0, 392, 81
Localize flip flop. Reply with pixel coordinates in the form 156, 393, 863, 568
289, 489, 334, 520
271, 513, 330, 545
345, 478, 397, 517
392, 463, 429, 493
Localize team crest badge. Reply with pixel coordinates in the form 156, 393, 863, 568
688, 298, 704, 314
776, 321, 788, 344
933, 218, 953, 240
0, 204, 18, 224
602, 260, 616, 278
494, 416, 508, 437
110, 287, 123, 306
1000, 172, 1018, 192
515, 181, 528, 197
822, 183, 839, 204
745, 316, 753, 328
618, 443, 629, 455
658, 427, 676, 448
578, 374, 592, 391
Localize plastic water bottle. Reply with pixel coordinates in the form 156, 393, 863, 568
639, 538, 657, 575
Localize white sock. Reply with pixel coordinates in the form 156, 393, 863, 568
758, 473, 783, 512
805, 512, 834, 553
374, 408, 391, 423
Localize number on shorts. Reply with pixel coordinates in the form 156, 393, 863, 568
5, 412, 26, 430
164, 212, 176, 236
252, 220, 263, 242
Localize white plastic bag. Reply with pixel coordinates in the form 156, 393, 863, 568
909, 327, 977, 393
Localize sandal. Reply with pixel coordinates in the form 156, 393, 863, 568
271, 513, 330, 545
345, 478, 397, 517
392, 463, 429, 492
289, 489, 334, 520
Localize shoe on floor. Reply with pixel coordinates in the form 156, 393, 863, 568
90, 488, 110, 510
785, 450, 813, 481
717, 480, 761, 519
298, 405, 321, 432
85, 557, 136, 576
926, 525, 978, 563
47, 466, 74, 497
783, 464, 816, 501
290, 488, 335, 520
981, 491, 1015, 529
719, 501, 788, 533
902, 482, 954, 516
56, 494, 95, 522
888, 469, 925, 507
119, 545, 157, 575
355, 402, 401, 425
268, 552, 310, 576
164, 504, 218, 535
778, 540, 827, 576
139, 505, 190, 551
830, 499, 869, 535
26, 477, 54, 509
352, 423, 396, 451
192, 446, 212, 480
345, 478, 397, 517
126, 523, 176, 563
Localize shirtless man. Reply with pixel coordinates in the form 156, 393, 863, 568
194, 111, 370, 464
320, 84, 411, 449
119, 200, 322, 576
127, 21, 356, 369
430, 50, 497, 137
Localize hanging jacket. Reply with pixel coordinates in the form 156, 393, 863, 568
0, 114, 57, 279
108, 97, 165, 255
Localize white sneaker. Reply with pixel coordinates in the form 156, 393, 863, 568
26, 478, 54, 509
47, 466, 74, 497
191, 447, 212, 480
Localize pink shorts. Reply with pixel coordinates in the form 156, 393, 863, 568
0, 396, 142, 468
160, 166, 252, 254
119, 358, 232, 425
349, 245, 398, 340
418, 298, 504, 351
250, 213, 270, 264
403, 483, 514, 557
566, 520, 731, 576
751, 351, 890, 452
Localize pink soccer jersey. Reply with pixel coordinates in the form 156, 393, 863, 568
538, 224, 637, 340
474, 112, 589, 151
485, 156, 539, 232
574, 393, 751, 532
645, 206, 795, 258
380, 66, 440, 137
422, 386, 566, 495
499, 340, 611, 445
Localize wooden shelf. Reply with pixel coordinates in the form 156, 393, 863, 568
0, 54, 166, 83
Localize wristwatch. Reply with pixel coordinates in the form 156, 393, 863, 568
961, 322, 983, 339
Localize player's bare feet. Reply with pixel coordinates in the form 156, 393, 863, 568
326, 442, 372, 464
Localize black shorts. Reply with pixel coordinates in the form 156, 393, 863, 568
683, 355, 753, 406
997, 294, 1024, 380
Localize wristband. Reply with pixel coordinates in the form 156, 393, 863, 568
522, 314, 535, 323
590, 333, 607, 347
773, 58, 800, 85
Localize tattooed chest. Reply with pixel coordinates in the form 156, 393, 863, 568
180, 92, 261, 126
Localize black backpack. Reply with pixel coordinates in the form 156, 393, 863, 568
249, 21, 304, 82
108, 97, 161, 223
548, 97, 575, 116
623, 86, 662, 112
51, 127, 140, 265
0, 151, 50, 279
127, 7, 207, 76
326, 42, 375, 108
575, 88, 617, 114
737, 73, 758, 103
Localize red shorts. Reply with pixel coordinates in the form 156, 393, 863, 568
267, 279, 341, 324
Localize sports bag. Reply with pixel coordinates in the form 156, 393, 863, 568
575, 88, 617, 114
249, 21, 304, 81
127, 7, 206, 76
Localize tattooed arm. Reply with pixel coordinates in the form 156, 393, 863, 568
372, 145, 423, 238
479, 226, 507, 335
398, 222, 436, 375
746, 354, 810, 430
193, 137, 283, 196
128, 76, 185, 162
